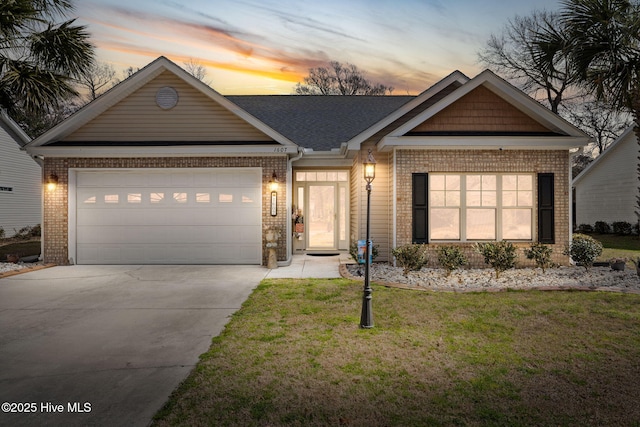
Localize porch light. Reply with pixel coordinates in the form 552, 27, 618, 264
360, 149, 376, 329
46, 173, 58, 191
269, 171, 278, 216
269, 171, 279, 192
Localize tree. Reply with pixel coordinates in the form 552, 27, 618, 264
0, 0, 94, 133
551, 0, 640, 225
572, 153, 594, 177
295, 61, 393, 95
562, 99, 632, 154
183, 58, 211, 85
114, 66, 140, 84
76, 61, 116, 101
479, 10, 578, 113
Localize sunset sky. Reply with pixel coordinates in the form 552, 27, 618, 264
75, 0, 561, 95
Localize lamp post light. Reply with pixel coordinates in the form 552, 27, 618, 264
360, 149, 376, 328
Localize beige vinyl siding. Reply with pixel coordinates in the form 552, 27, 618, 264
351, 145, 391, 262
575, 131, 638, 226
65, 71, 274, 142
350, 158, 360, 251
0, 125, 41, 234
411, 86, 551, 134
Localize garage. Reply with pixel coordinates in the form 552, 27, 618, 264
74, 168, 262, 264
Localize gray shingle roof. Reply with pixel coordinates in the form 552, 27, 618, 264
227, 95, 415, 151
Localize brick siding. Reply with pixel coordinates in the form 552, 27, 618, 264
394, 149, 570, 268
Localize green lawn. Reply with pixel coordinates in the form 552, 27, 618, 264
153, 279, 640, 426
591, 233, 640, 266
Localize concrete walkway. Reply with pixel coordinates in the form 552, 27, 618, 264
264, 252, 351, 279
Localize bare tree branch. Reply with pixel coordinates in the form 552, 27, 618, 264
295, 60, 393, 95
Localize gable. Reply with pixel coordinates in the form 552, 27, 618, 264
408, 86, 552, 135
63, 71, 274, 143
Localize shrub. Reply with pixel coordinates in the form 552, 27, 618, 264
523, 242, 553, 273
612, 221, 633, 235
349, 241, 379, 263
577, 223, 593, 233
391, 244, 428, 276
474, 241, 517, 279
0, 227, 4, 240
436, 246, 468, 276
594, 221, 611, 234
563, 233, 603, 271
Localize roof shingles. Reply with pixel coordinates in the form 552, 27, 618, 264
227, 95, 414, 151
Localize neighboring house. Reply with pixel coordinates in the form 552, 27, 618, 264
573, 126, 638, 227
0, 110, 40, 236
24, 56, 589, 266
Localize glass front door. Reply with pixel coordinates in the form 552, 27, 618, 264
308, 184, 336, 249
294, 171, 349, 251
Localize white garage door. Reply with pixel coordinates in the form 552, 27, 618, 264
75, 169, 262, 264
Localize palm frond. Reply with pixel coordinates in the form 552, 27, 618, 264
29, 19, 94, 77
1, 59, 77, 115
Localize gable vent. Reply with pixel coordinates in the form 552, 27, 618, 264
156, 86, 179, 110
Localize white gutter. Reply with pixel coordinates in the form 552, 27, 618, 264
25, 145, 299, 157
277, 147, 305, 267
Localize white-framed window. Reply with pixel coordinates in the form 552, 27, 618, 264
429, 173, 533, 241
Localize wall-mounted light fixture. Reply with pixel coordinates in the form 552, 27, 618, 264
269, 171, 278, 216
46, 173, 58, 191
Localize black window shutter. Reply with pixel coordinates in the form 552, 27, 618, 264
538, 173, 554, 244
413, 173, 428, 244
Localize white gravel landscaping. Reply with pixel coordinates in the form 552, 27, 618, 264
345, 263, 640, 293
0, 262, 29, 275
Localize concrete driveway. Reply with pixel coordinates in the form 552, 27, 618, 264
0, 265, 267, 427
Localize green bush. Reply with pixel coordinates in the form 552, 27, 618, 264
391, 244, 428, 276
0, 227, 4, 239
563, 233, 603, 271
523, 242, 553, 273
594, 221, 611, 234
474, 241, 517, 279
612, 221, 633, 235
436, 246, 467, 276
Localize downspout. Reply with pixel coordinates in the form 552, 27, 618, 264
277, 147, 304, 267
568, 147, 583, 265
392, 147, 397, 264
30, 154, 45, 261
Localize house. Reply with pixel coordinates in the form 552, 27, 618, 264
573, 125, 638, 228
0, 110, 40, 237
24, 56, 589, 267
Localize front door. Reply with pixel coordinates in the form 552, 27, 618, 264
308, 184, 336, 249
294, 171, 349, 251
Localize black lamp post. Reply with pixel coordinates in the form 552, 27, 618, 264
360, 149, 376, 328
